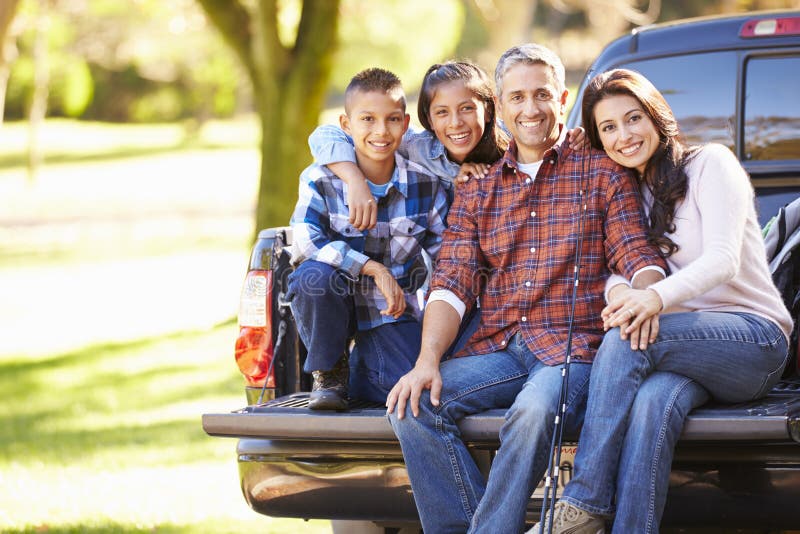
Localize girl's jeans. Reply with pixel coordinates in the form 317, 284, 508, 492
561, 311, 788, 533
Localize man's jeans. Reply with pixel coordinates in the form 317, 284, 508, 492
561, 312, 789, 533
286, 260, 421, 403
388, 333, 592, 534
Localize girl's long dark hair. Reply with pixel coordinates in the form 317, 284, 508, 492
582, 69, 697, 257
417, 61, 509, 164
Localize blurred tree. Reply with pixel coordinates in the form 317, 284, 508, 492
197, 0, 340, 232
0, 0, 21, 124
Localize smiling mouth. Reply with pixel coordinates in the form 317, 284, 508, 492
619, 142, 642, 156
519, 119, 543, 129
369, 141, 391, 150
447, 132, 471, 144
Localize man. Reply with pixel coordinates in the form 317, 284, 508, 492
385, 44, 666, 533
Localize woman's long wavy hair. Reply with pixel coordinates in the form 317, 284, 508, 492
582, 69, 697, 257
418, 61, 509, 165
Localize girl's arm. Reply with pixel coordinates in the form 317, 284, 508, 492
308, 124, 375, 230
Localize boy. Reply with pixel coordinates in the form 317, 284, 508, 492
287, 68, 449, 410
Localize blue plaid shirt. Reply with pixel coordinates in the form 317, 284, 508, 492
309, 124, 459, 203
291, 153, 449, 330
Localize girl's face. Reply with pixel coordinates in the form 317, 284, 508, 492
593, 94, 659, 176
427, 81, 488, 164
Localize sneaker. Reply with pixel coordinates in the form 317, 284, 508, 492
308, 355, 349, 410
527, 501, 605, 534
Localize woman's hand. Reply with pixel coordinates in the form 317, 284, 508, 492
347, 179, 377, 230
455, 162, 490, 184
602, 287, 664, 348
566, 126, 589, 151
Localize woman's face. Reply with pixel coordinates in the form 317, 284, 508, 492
427, 81, 487, 164
593, 94, 659, 176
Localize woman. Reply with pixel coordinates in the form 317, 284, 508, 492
536, 69, 792, 534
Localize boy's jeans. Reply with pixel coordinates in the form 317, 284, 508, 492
388, 332, 592, 534
286, 260, 421, 402
561, 311, 789, 533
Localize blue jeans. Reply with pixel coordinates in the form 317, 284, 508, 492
287, 260, 421, 403
388, 333, 592, 534
561, 311, 789, 533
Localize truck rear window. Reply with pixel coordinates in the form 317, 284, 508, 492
743, 55, 800, 162
621, 52, 737, 150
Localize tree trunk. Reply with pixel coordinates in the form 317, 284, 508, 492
28, 1, 50, 180
198, 0, 341, 239
0, 0, 21, 125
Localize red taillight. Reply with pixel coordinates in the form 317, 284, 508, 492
235, 270, 275, 387
235, 229, 279, 388
740, 16, 800, 38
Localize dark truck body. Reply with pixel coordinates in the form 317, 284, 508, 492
204, 11, 800, 531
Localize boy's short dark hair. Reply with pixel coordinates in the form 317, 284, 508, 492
344, 68, 406, 114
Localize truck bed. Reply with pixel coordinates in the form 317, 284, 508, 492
203, 378, 800, 528
204, 380, 800, 444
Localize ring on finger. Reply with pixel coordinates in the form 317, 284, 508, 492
627, 308, 635, 318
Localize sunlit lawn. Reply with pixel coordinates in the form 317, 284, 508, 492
0, 119, 331, 533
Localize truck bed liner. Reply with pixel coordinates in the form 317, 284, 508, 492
203, 378, 800, 444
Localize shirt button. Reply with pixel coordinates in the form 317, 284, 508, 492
530, 211, 536, 217
521, 316, 528, 322
501, 340, 506, 346
550, 159, 555, 164
525, 177, 532, 184
530, 247, 536, 253
525, 281, 531, 287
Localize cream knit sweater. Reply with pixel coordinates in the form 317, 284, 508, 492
608, 143, 793, 340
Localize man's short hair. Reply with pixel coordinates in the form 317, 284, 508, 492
494, 44, 566, 97
344, 68, 406, 114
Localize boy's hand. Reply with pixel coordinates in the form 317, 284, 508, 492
566, 126, 589, 151
455, 162, 490, 184
347, 179, 377, 231
362, 260, 406, 319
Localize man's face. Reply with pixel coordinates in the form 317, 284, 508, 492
495, 63, 568, 163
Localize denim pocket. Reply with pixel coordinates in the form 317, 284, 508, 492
751, 347, 790, 400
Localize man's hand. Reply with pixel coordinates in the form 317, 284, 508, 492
455, 162, 490, 184
346, 178, 377, 231
362, 260, 405, 319
386, 359, 442, 419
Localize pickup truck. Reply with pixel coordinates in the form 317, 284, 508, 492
203, 10, 800, 533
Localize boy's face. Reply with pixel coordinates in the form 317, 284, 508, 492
340, 89, 410, 167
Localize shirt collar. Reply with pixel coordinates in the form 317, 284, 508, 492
342, 153, 409, 205
501, 124, 569, 172
429, 138, 449, 161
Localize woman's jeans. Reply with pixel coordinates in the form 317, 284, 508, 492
388, 332, 592, 534
561, 311, 789, 533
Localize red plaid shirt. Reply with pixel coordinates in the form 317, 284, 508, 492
432, 138, 666, 364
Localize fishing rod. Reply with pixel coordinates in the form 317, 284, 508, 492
538, 139, 591, 533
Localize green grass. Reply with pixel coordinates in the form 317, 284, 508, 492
0, 322, 331, 533
0, 118, 331, 533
